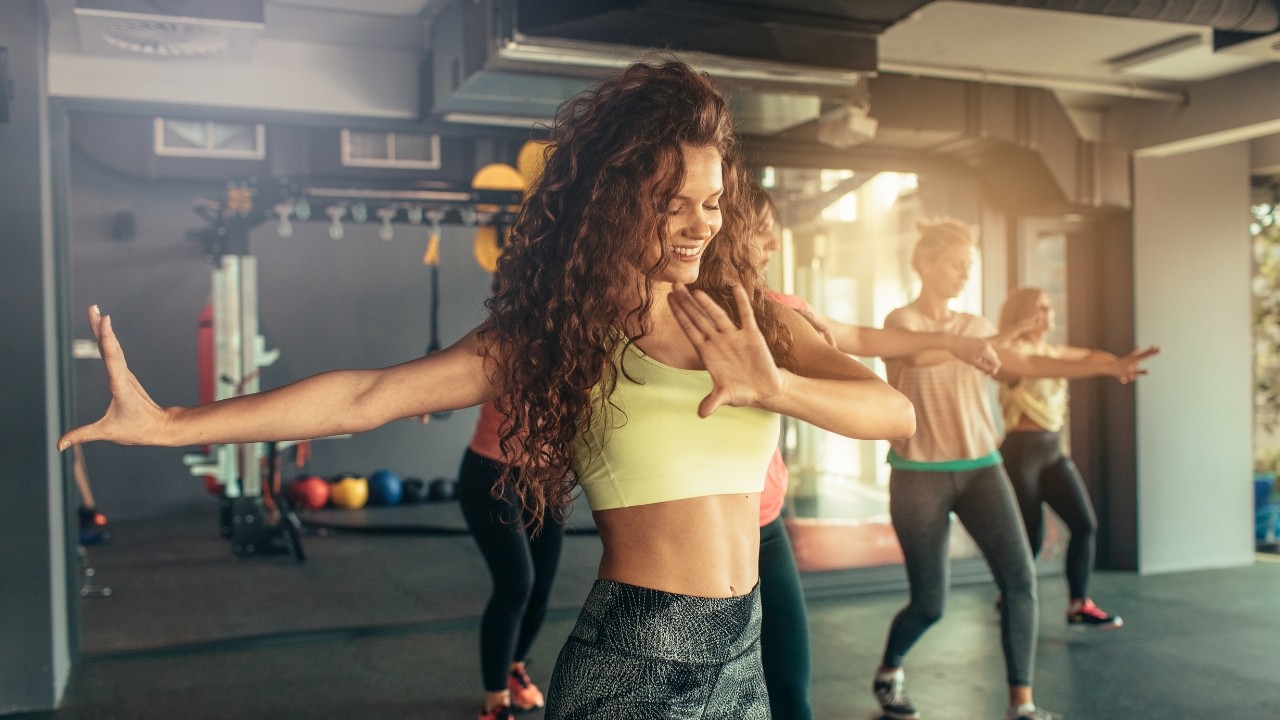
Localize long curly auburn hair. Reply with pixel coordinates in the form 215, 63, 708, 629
479, 57, 795, 531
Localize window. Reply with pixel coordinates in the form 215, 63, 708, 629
153, 118, 265, 159
340, 129, 441, 170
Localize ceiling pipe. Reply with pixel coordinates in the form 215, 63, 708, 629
499, 35, 868, 90
962, 0, 1280, 33
878, 60, 1187, 102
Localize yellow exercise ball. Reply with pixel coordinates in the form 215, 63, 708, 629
330, 476, 369, 509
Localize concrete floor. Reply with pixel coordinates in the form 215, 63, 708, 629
12, 505, 1280, 720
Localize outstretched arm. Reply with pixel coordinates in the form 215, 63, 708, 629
668, 285, 915, 440
996, 343, 1160, 385
58, 305, 495, 450
817, 315, 1000, 376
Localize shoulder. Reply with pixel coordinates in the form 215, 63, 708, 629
954, 312, 996, 336
883, 305, 917, 329
766, 290, 811, 314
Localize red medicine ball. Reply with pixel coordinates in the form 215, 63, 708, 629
288, 475, 331, 511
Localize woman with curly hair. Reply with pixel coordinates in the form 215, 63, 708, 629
59, 57, 914, 719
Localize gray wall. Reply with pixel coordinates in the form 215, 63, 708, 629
69, 144, 494, 521
0, 1, 73, 712
1133, 143, 1255, 574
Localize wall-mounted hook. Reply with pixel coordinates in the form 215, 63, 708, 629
375, 206, 396, 241
274, 202, 294, 238
326, 204, 347, 240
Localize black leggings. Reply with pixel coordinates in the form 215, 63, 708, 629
883, 465, 1038, 687
457, 448, 565, 692
758, 516, 813, 720
1001, 430, 1098, 600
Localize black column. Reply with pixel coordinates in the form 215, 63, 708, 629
1066, 211, 1140, 571
0, 1, 74, 712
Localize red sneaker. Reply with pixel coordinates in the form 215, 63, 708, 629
1067, 598, 1123, 630
507, 666, 546, 711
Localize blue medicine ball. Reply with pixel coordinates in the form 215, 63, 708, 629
367, 468, 403, 506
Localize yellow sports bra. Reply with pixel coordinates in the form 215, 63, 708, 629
574, 343, 780, 510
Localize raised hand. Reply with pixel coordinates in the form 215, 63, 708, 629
58, 306, 170, 450
794, 308, 837, 348
1112, 345, 1161, 384
990, 313, 1048, 346
668, 284, 787, 418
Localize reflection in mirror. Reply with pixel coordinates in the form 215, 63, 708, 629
761, 166, 994, 572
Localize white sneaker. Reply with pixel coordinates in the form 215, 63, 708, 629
1005, 702, 1063, 720
872, 668, 921, 720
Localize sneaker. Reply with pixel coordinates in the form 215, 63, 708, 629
872, 668, 921, 720
477, 704, 515, 720
507, 666, 545, 711
1005, 702, 1063, 719
1066, 598, 1123, 631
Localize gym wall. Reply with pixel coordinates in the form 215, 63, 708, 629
68, 140, 494, 521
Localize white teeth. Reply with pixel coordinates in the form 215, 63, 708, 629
672, 245, 701, 257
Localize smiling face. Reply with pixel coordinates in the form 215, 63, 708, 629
919, 241, 974, 300
650, 144, 724, 286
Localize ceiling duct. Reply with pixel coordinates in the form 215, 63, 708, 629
510, 0, 935, 73
961, 1, 1280, 81
964, 0, 1280, 32
422, 0, 932, 132
857, 73, 1127, 213
73, 0, 264, 60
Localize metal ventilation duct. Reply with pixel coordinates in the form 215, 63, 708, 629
511, 0, 935, 73
966, 0, 1280, 33
424, 0, 934, 132
73, 0, 265, 60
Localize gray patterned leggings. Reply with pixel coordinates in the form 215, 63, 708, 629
882, 465, 1039, 687
545, 579, 770, 719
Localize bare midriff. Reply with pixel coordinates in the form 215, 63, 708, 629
592, 493, 761, 598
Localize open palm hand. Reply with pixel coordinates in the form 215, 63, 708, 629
58, 306, 170, 450
668, 284, 786, 417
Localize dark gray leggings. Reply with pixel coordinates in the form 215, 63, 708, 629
758, 516, 813, 720
882, 465, 1038, 687
1001, 430, 1098, 600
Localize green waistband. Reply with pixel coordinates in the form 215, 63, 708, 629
886, 448, 1003, 472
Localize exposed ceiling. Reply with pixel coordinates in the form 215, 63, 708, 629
43, 0, 1280, 208
47, 0, 1280, 106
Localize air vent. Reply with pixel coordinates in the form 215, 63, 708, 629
341, 129, 441, 170
154, 118, 265, 159
102, 20, 233, 57
74, 0, 264, 60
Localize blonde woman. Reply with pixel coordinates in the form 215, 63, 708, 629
996, 288, 1157, 632
873, 219, 1057, 720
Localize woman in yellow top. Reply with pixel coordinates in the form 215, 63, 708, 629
59, 58, 915, 719
996, 288, 1158, 631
